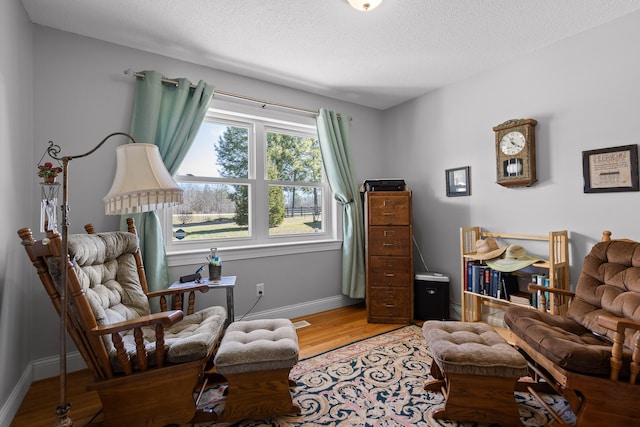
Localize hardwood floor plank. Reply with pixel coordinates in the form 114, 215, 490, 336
11, 303, 408, 426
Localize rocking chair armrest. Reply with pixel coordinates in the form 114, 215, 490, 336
598, 314, 640, 382
90, 310, 184, 336
147, 284, 210, 298
598, 314, 640, 334
527, 284, 576, 297
148, 284, 210, 314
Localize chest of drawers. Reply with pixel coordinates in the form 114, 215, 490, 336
364, 190, 413, 323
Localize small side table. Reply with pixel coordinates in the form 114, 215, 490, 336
170, 275, 236, 327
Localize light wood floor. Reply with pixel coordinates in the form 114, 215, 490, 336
11, 303, 408, 426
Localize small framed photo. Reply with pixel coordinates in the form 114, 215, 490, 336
582, 145, 639, 193
446, 166, 470, 197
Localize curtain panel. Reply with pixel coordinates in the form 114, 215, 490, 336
126, 70, 214, 295
316, 108, 365, 299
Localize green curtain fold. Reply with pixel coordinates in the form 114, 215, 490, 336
125, 70, 215, 296
316, 108, 365, 299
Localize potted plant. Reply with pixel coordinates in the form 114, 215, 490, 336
38, 161, 62, 184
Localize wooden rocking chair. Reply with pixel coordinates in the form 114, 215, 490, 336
18, 218, 227, 426
505, 231, 640, 426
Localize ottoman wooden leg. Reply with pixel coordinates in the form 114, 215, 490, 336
218, 367, 300, 423
424, 361, 446, 392
433, 373, 522, 427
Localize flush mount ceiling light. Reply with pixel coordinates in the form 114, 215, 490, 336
347, 0, 383, 12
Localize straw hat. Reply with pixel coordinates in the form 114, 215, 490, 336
466, 237, 507, 261
486, 244, 543, 272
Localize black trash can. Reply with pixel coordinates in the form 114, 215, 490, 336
414, 272, 450, 320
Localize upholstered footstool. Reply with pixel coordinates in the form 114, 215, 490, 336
422, 321, 529, 427
214, 318, 301, 422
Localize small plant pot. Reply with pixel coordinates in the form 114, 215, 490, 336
209, 265, 222, 281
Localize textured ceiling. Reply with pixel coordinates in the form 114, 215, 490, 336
20, 0, 640, 110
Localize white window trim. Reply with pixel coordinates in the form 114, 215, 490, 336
162, 99, 342, 263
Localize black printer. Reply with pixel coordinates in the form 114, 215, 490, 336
363, 179, 406, 191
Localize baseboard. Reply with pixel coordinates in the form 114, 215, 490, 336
32, 351, 87, 381
234, 294, 360, 321
0, 363, 32, 427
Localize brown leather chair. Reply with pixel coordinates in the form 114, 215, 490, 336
18, 219, 227, 426
505, 232, 640, 427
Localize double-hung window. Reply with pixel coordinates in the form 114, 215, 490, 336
163, 101, 338, 261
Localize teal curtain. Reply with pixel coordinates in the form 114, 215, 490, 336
316, 108, 365, 299
125, 70, 215, 295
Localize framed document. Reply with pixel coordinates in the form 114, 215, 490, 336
446, 166, 470, 197
582, 145, 639, 193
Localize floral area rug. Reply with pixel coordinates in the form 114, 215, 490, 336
188, 325, 576, 426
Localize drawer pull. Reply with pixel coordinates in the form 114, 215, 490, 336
385, 304, 395, 308
384, 273, 395, 277
382, 242, 395, 247
382, 212, 396, 216
383, 230, 395, 237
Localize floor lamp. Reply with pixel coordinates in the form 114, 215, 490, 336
45, 132, 183, 426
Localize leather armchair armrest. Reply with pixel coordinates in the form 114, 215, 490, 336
598, 314, 640, 333
598, 314, 640, 383
527, 284, 575, 313
527, 284, 575, 297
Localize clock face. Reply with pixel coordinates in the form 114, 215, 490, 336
500, 131, 526, 155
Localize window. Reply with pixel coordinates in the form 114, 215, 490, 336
163, 101, 337, 259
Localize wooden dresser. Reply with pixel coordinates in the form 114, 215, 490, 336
364, 190, 413, 324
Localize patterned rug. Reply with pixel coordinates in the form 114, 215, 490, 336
189, 325, 576, 426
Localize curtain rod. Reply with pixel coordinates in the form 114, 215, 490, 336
124, 69, 320, 117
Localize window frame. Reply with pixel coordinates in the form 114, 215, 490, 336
162, 100, 341, 264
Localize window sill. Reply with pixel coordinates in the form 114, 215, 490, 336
166, 239, 343, 267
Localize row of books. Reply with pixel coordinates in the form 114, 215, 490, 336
465, 260, 551, 309
465, 261, 520, 300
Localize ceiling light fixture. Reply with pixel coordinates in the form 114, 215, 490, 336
347, 0, 383, 12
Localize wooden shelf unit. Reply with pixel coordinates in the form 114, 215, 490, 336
460, 227, 570, 322
364, 190, 413, 324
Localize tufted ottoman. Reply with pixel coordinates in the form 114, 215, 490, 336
214, 318, 300, 422
422, 321, 529, 426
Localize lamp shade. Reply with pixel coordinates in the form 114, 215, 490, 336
104, 143, 183, 215
347, 0, 383, 11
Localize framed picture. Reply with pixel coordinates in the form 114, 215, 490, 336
582, 145, 639, 193
446, 166, 470, 197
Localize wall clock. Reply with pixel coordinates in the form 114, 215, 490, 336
493, 118, 537, 187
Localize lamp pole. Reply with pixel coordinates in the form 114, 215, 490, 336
46, 132, 138, 427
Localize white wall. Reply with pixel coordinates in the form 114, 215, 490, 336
383, 10, 640, 320
0, 0, 34, 423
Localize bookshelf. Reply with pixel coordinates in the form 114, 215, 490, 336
460, 227, 570, 322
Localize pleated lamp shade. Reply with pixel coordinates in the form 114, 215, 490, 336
104, 143, 183, 215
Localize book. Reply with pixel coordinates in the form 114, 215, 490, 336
470, 263, 482, 294
491, 269, 501, 298
501, 273, 519, 301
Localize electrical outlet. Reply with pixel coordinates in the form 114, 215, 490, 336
256, 283, 264, 297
